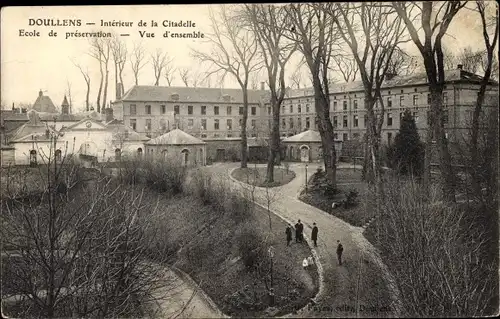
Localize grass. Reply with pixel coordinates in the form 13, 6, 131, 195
231, 167, 296, 187
142, 192, 318, 317
299, 169, 375, 227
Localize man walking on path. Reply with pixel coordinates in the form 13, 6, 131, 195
311, 223, 318, 247
336, 240, 344, 265
298, 220, 304, 243
285, 225, 293, 246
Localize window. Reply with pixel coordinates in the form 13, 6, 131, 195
333, 116, 338, 127
130, 104, 137, 115
387, 113, 393, 126
281, 105, 285, 114
288, 105, 293, 114
174, 105, 179, 115
400, 95, 404, 107
201, 133, 207, 138
353, 100, 358, 110
137, 148, 143, 157
413, 95, 418, 106
188, 119, 194, 128
227, 106, 232, 115
343, 133, 348, 141
306, 105, 310, 113
214, 119, 220, 130
201, 105, 206, 115
427, 111, 431, 125
281, 118, 286, 128
146, 105, 152, 115
353, 115, 359, 127
161, 105, 166, 114
251, 107, 256, 115
387, 132, 393, 145
298, 118, 302, 128
333, 101, 337, 110
55, 149, 62, 162
443, 92, 448, 105
227, 133, 233, 138
239, 107, 244, 115
188, 105, 193, 115
289, 118, 294, 128
427, 93, 431, 105
305, 117, 310, 129
239, 118, 244, 128
343, 100, 348, 110
387, 96, 392, 108
251, 119, 256, 129
201, 119, 207, 130
298, 105, 302, 113
130, 119, 137, 130
334, 133, 338, 139
227, 119, 232, 130
145, 119, 152, 131
214, 106, 219, 115
414, 88, 418, 92
413, 112, 419, 122
160, 119, 167, 131
343, 115, 348, 128
267, 107, 271, 115
443, 110, 449, 124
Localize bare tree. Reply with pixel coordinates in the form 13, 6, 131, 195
387, 48, 422, 76
151, 49, 170, 86
111, 36, 127, 99
164, 62, 176, 86
72, 60, 91, 112
469, 0, 499, 203
66, 79, 73, 113
284, 3, 339, 187
250, 71, 260, 90
191, 5, 262, 168
393, 1, 467, 202
130, 41, 148, 86
289, 67, 305, 89
332, 54, 359, 82
442, 44, 457, 70
456, 46, 485, 73
244, 4, 297, 183
178, 68, 191, 87
88, 37, 111, 113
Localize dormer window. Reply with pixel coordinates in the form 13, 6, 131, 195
223, 94, 231, 102
171, 93, 180, 100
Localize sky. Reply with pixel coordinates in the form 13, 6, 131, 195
0, 4, 492, 113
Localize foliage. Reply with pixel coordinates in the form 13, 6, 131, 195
387, 110, 425, 177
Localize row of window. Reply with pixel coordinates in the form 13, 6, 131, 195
130, 104, 259, 116
129, 118, 258, 131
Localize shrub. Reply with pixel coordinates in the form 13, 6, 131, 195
344, 188, 359, 208
237, 226, 265, 270
142, 159, 187, 194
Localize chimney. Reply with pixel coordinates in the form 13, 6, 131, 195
260, 82, 265, 90
457, 64, 463, 70
105, 108, 114, 122
116, 83, 122, 100
12, 102, 14, 111
39, 90, 43, 97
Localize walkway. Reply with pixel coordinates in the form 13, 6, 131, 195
206, 162, 402, 318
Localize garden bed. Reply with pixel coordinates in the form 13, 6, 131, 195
231, 167, 296, 187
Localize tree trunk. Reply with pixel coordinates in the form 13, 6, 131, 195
313, 79, 336, 188
102, 61, 109, 113
85, 80, 90, 112
96, 62, 104, 113
114, 62, 118, 100
266, 93, 280, 183
241, 89, 249, 168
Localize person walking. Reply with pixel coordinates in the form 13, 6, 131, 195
285, 225, 293, 246
297, 220, 304, 243
336, 240, 344, 265
311, 223, 318, 247
295, 220, 301, 243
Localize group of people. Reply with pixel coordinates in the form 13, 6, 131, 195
285, 220, 344, 266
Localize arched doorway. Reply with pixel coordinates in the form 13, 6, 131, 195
137, 147, 143, 157
300, 145, 310, 162
162, 149, 168, 161
289, 146, 294, 161
181, 149, 189, 166
115, 148, 121, 161
29, 149, 37, 166
55, 149, 62, 162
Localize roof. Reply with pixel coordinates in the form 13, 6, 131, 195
146, 128, 205, 145
106, 122, 150, 142
61, 96, 69, 107
32, 92, 58, 113
9, 111, 51, 142
120, 85, 267, 104
283, 130, 322, 143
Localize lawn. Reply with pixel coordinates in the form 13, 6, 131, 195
232, 167, 296, 187
299, 169, 375, 227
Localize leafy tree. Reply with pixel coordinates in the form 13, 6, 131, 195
388, 110, 424, 176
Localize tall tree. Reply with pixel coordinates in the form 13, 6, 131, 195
72, 61, 91, 111
66, 79, 73, 113
178, 68, 190, 87
332, 54, 359, 82
469, 0, 499, 202
289, 66, 305, 89
130, 41, 147, 86
151, 49, 170, 86
388, 110, 425, 176
111, 36, 127, 99
284, 3, 339, 187
88, 38, 104, 113
244, 4, 297, 183
393, 1, 467, 202
164, 63, 176, 86
192, 5, 262, 168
